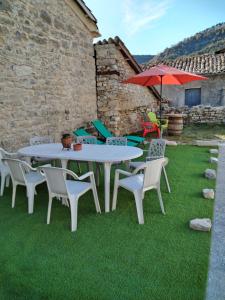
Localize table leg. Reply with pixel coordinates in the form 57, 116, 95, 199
125, 160, 130, 171
61, 159, 68, 169
104, 162, 112, 213
88, 161, 94, 171
60, 159, 69, 206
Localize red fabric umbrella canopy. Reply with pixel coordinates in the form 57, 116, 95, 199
123, 64, 208, 86
123, 64, 208, 133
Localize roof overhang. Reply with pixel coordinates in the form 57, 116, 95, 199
65, 0, 101, 38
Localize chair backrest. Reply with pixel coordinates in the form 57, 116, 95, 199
73, 128, 90, 137
40, 166, 69, 197
92, 119, 114, 138
147, 139, 166, 160
0, 148, 6, 162
106, 137, 127, 146
76, 136, 97, 144
3, 158, 26, 184
30, 136, 53, 146
148, 112, 158, 124
143, 158, 165, 189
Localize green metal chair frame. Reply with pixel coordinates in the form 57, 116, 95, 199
91, 119, 144, 146
73, 128, 104, 145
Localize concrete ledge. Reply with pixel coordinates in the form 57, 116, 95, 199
206, 145, 225, 300
195, 140, 225, 147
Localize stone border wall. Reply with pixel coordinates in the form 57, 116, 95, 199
206, 145, 225, 300
163, 105, 225, 124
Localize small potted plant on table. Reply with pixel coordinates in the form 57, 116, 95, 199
61, 132, 73, 150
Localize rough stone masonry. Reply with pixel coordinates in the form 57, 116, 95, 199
94, 39, 158, 136
0, 0, 98, 150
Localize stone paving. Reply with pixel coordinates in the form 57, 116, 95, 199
206, 145, 225, 300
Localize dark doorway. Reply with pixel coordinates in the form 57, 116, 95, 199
185, 88, 201, 107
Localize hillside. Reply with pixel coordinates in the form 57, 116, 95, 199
133, 54, 154, 64
152, 22, 225, 61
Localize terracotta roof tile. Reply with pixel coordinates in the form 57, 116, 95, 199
143, 52, 225, 75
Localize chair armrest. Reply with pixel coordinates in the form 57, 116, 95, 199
115, 169, 133, 177
40, 163, 51, 168
8, 152, 18, 157
132, 163, 147, 174
64, 169, 80, 180
142, 121, 152, 126
146, 155, 164, 161
4, 151, 18, 159
21, 160, 39, 172
78, 171, 94, 181
65, 169, 94, 181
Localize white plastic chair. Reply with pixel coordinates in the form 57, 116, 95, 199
106, 137, 128, 165
76, 135, 101, 184
30, 136, 54, 164
106, 137, 127, 146
0, 148, 18, 196
129, 139, 171, 193
40, 166, 101, 232
112, 158, 166, 224
3, 158, 46, 213
76, 136, 97, 144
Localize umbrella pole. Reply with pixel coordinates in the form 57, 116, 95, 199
159, 75, 163, 137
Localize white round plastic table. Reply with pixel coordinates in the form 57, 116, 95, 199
18, 143, 143, 212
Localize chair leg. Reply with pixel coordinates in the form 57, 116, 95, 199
27, 186, 35, 214
95, 163, 101, 187
91, 177, 101, 213
0, 173, 6, 196
157, 187, 165, 215
134, 192, 144, 224
157, 128, 161, 138
12, 183, 17, 208
6, 175, 10, 187
143, 129, 146, 137
112, 179, 119, 211
163, 166, 171, 193
47, 195, 53, 224
70, 199, 78, 232
77, 162, 81, 174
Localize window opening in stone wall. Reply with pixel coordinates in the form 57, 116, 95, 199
185, 88, 201, 107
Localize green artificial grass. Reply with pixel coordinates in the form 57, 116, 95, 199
0, 145, 215, 300
165, 123, 225, 144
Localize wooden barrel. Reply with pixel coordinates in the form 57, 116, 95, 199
168, 114, 183, 136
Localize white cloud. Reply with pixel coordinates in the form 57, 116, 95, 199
123, 0, 172, 36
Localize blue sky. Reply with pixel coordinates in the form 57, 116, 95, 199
85, 0, 225, 55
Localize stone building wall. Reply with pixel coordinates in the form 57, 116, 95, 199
163, 105, 225, 124
159, 74, 225, 107
95, 42, 158, 135
0, 0, 98, 150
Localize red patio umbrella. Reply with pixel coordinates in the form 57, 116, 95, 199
123, 64, 208, 131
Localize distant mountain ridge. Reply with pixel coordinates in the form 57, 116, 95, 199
153, 22, 225, 61
133, 55, 154, 64
133, 22, 225, 65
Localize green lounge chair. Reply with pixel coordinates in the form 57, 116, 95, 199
91, 119, 145, 145
73, 128, 104, 145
